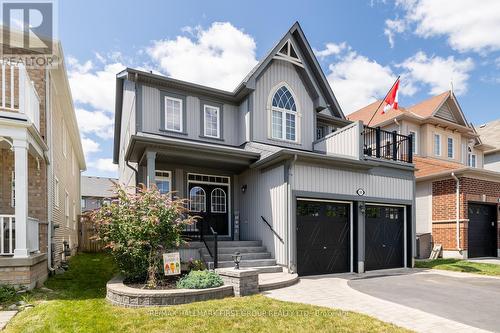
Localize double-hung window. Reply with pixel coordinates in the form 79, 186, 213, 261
165, 96, 183, 132
155, 170, 171, 195
468, 147, 477, 167
409, 131, 417, 154
447, 137, 454, 158
204, 105, 220, 138
271, 86, 297, 142
434, 134, 441, 156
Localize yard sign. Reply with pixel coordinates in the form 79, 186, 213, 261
163, 252, 181, 275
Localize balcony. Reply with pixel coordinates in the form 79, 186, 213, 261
0, 63, 41, 131
0, 215, 39, 256
313, 120, 413, 164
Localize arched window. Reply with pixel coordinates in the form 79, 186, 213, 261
189, 186, 206, 212
210, 188, 226, 213
270, 85, 297, 141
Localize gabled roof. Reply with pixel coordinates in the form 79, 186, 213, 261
114, 22, 346, 163
407, 91, 450, 118
81, 176, 118, 198
414, 156, 464, 178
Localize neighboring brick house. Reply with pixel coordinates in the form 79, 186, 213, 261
350, 91, 500, 259
0, 30, 85, 288
476, 119, 500, 173
81, 176, 117, 212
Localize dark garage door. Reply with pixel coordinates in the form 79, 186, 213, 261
468, 203, 497, 258
296, 199, 350, 276
365, 205, 404, 271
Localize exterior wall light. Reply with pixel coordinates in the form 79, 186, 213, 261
241, 185, 247, 193
232, 251, 242, 269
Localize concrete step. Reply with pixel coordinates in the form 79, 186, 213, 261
203, 252, 271, 262
201, 246, 268, 254
208, 258, 277, 269
215, 240, 262, 248
259, 272, 299, 292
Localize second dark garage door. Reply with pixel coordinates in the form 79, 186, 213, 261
365, 205, 405, 271
468, 203, 497, 258
296, 199, 350, 276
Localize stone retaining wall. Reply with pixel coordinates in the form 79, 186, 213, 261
106, 275, 234, 307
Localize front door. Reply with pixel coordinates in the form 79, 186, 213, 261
188, 182, 229, 236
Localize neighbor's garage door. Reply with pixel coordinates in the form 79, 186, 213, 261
468, 203, 497, 258
365, 205, 405, 271
296, 199, 350, 276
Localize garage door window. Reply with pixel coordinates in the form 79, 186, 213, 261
366, 207, 380, 218
325, 204, 347, 218
297, 202, 321, 217
385, 207, 400, 220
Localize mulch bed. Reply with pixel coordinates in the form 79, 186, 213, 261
124, 273, 187, 290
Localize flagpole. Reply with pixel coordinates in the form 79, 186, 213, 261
367, 75, 400, 127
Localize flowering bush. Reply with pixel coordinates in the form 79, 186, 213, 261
91, 185, 195, 288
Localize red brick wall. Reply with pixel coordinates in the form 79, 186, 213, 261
432, 177, 500, 251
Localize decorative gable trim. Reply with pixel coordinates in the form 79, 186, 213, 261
435, 101, 458, 123
274, 39, 303, 67
431, 93, 468, 127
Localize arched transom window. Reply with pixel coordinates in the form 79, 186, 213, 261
271, 85, 297, 141
189, 186, 206, 212
210, 188, 226, 213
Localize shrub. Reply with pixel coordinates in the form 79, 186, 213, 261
0, 285, 16, 303
91, 184, 196, 288
176, 270, 223, 289
187, 259, 206, 272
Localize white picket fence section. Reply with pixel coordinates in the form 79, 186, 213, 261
0, 215, 15, 255
1, 62, 40, 131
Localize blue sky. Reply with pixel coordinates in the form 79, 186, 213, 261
58, 0, 500, 177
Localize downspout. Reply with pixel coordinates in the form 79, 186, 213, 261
46, 69, 54, 272
286, 154, 297, 273
451, 172, 461, 251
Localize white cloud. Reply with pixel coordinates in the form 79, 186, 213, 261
147, 22, 258, 91
398, 51, 474, 95
314, 42, 347, 59
384, 18, 406, 48
81, 136, 100, 158
76, 108, 114, 139
396, 0, 500, 53
88, 158, 118, 173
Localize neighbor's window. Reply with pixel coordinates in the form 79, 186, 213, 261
54, 177, 60, 208
447, 137, 454, 158
65, 191, 69, 227
155, 170, 171, 195
204, 105, 220, 138
434, 134, 441, 156
165, 96, 183, 132
189, 186, 206, 212
468, 147, 476, 167
271, 86, 297, 141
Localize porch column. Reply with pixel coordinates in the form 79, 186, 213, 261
146, 151, 156, 188
13, 139, 29, 258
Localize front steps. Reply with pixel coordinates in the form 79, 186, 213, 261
201, 240, 283, 273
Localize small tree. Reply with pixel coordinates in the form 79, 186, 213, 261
91, 184, 195, 288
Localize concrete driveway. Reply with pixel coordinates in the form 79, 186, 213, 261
264, 269, 500, 333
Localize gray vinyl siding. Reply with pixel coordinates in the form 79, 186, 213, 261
253, 60, 315, 150
118, 80, 137, 189
416, 181, 432, 234
484, 152, 500, 172
290, 162, 414, 201
238, 165, 287, 265
238, 98, 248, 145
140, 84, 239, 146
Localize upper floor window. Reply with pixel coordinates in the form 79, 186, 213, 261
468, 147, 476, 168
165, 96, 183, 132
204, 105, 220, 138
270, 85, 297, 142
447, 137, 454, 158
409, 131, 417, 154
434, 134, 441, 156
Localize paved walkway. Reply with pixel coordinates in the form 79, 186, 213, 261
264, 269, 495, 333
0, 311, 17, 330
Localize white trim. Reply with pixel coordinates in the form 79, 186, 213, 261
188, 186, 206, 212
409, 130, 418, 155
155, 170, 172, 196
447, 136, 454, 159
267, 82, 300, 144
54, 176, 60, 208
203, 104, 220, 138
210, 188, 227, 213
164, 96, 183, 132
296, 198, 354, 273
187, 173, 231, 237
434, 133, 441, 156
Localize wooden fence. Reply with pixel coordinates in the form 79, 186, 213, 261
78, 215, 105, 253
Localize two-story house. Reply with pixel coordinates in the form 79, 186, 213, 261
114, 22, 416, 276
0, 29, 85, 288
350, 91, 500, 259
81, 176, 117, 213
477, 119, 500, 173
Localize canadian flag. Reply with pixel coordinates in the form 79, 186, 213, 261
382, 78, 400, 113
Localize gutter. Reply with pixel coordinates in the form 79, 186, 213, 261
451, 172, 461, 251
285, 154, 297, 273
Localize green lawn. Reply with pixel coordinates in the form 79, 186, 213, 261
5, 253, 410, 333
415, 259, 500, 276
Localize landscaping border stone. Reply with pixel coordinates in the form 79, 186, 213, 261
106, 275, 234, 307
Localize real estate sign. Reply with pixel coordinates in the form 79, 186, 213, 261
163, 252, 181, 275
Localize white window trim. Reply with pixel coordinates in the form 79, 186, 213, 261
434, 134, 441, 156
164, 96, 183, 132
268, 83, 300, 143
155, 170, 172, 196
65, 190, 69, 227
447, 137, 454, 159
203, 104, 220, 138
54, 176, 60, 208
409, 131, 418, 155
210, 188, 227, 213
469, 153, 477, 168
189, 186, 206, 212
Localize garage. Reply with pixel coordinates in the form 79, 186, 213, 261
468, 203, 497, 258
296, 199, 351, 276
365, 205, 405, 271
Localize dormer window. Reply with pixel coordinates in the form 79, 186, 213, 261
270, 85, 298, 142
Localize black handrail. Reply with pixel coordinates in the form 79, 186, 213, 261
199, 218, 218, 269
260, 216, 284, 243
362, 125, 413, 164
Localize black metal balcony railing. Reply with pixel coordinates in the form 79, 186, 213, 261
363, 126, 413, 164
